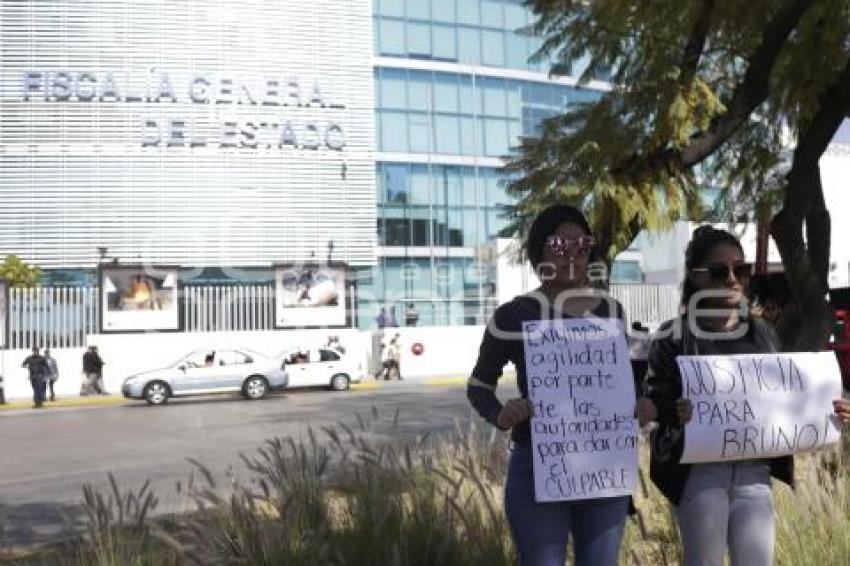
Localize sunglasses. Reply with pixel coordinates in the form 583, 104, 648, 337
691, 262, 752, 282
544, 235, 596, 257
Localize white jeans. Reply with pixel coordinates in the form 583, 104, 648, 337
675, 461, 774, 566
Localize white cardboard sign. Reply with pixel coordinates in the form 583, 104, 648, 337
677, 352, 842, 464
523, 318, 638, 502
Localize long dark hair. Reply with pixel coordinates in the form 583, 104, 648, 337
525, 205, 594, 269
681, 225, 744, 308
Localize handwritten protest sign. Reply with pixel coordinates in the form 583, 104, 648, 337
677, 352, 842, 464
523, 318, 638, 503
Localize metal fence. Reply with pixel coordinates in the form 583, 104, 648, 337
7, 286, 99, 350
5, 283, 681, 350
183, 285, 274, 333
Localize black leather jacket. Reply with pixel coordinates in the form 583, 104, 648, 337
644, 315, 794, 504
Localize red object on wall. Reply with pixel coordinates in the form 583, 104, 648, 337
411, 342, 424, 356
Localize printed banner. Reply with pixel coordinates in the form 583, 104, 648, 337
677, 352, 842, 463
523, 318, 638, 502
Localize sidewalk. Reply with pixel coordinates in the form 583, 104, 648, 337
0, 374, 515, 412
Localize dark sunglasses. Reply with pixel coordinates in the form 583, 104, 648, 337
544, 235, 595, 257
691, 262, 752, 282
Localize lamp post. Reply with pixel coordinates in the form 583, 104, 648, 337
327, 239, 334, 265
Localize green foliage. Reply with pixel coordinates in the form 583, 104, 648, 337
0, 254, 41, 288
507, 0, 850, 263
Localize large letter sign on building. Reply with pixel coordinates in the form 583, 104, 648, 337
0, 1, 376, 269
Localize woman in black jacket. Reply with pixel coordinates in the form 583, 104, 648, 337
467, 205, 655, 566
644, 225, 850, 566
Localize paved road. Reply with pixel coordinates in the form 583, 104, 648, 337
0, 381, 512, 550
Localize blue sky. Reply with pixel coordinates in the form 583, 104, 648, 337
834, 119, 850, 144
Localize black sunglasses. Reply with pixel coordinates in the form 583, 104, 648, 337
691, 262, 752, 282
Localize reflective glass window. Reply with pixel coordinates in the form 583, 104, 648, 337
407, 71, 431, 111
433, 73, 459, 113
459, 116, 476, 156
482, 77, 507, 116
435, 115, 461, 154
406, 0, 429, 20
409, 165, 432, 204
378, 18, 405, 56
384, 164, 409, 203
505, 31, 529, 70
481, 0, 504, 28
380, 111, 408, 152
407, 22, 432, 57
481, 29, 505, 66
504, 1, 527, 30
457, 0, 480, 25
408, 113, 432, 153
432, 0, 456, 23
457, 26, 481, 65
432, 24, 457, 61
379, 0, 405, 18
379, 68, 407, 109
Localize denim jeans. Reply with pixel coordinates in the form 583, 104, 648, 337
674, 461, 774, 566
504, 445, 629, 566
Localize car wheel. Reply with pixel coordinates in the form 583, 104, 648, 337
243, 376, 269, 400
330, 374, 350, 391
143, 381, 170, 406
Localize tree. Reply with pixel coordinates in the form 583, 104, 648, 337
0, 254, 41, 288
506, 0, 850, 350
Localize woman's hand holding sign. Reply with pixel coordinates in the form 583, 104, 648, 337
497, 398, 534, 430
833, 399, 850, 426
676, 398, 693, 425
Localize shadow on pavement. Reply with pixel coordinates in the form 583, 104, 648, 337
0, 500, 86, 552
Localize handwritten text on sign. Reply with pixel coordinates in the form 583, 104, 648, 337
677, 352, 842, 464
523, 318, 638, 502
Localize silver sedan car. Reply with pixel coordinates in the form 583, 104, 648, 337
121, 349, 287, 405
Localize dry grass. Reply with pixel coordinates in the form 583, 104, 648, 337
4, 414, 850, 565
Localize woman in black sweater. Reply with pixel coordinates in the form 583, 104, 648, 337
644, 225, 850, 566
467, 205, 654, 566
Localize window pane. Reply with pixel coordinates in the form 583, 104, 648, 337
505, 80, 521, 118
459, 76, 475, 114
407, 71, 431, 111
379, 0, 405, 17
484, 118, 508, 156
433, 24, 458, 61
488, 208, 510, 239
409, 164, 432, 204
508, 118, 522, 151
435, 115, 461, 154
457, 26, 481, 65
407, 22, 432, 57
376, 164, 386, 202
406, 0, 429, 20
482, 78, 507, 116
381, 111, 408, 152
481, 0, 504, 28
459, 116, 476, 155
481, 29, 506, 67
379, 68, 407, 109
439, 166, 463, 206
505, 31, 529, 69
385, 164, 409, 203
432, 0, 456, 23
611, 261, 643, 283
458, 0, 480, 25
504, 1, 527, 31
378, 18, 405, 56
408, 113, 432, 153
433, 73, 459, 113
461, 169, 478, 206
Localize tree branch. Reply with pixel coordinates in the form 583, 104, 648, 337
678, 0, 715, 87
612, 0, 815, 182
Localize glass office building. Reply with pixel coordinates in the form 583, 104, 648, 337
0, 0, 642, 329
361, 0, 633, 327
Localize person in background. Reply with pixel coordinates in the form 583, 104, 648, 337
82, 345, 106, 395
748, 272, 791, 327
325, 334, 346, 355
467, 205, 656, 565
388, 306, 399, 328
376, 307, 388, 329
405, 302, 419, 327
628, 321, 651, 393
643, 225, 850, 566
388, 333, 402, 380
44, 348, 59, 402
22, 346, 48, 409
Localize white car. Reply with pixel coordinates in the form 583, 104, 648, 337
121, 348, 287, 405
281, 347, 361, 391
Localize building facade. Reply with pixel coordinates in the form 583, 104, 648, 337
0, 0, 646, 330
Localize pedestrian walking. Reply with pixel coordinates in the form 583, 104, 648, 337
82, 345, 106, 395
388, 333, 402, 380
376, 307, 388, 329
404, 302, 419, 327
387, 306, 399, 327
22, 346, 49, 409
643, 225, 850, 566
44, 348, 59, 402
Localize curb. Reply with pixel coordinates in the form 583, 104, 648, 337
0, 395, 128, 411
